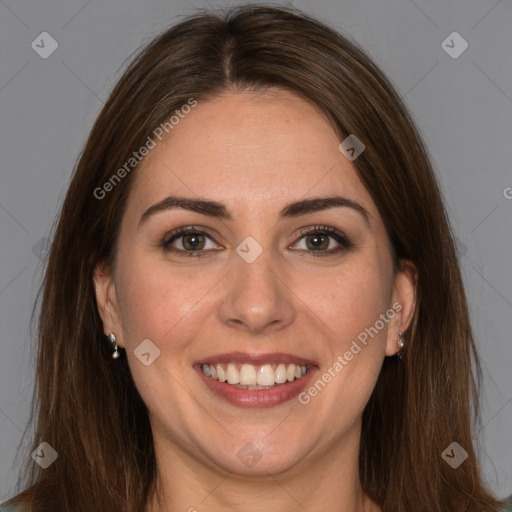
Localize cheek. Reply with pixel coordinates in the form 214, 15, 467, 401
296, 264, 392, 428
301, 261, 391, 346
115, 235, 393, 355
114, 251, 220, 348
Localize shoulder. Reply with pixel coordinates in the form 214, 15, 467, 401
501, 495, 512, 512
0, 502, 23, 512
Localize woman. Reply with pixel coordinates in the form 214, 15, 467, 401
2, 4, 510, 512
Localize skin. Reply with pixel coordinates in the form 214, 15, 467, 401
94, 89, 416, 512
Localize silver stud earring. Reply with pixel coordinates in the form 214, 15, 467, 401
397, 330, 405, 359
108, 333, 120, 359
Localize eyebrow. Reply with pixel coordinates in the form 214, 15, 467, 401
138, 194, 370, 228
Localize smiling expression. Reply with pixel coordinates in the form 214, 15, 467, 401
93, 88, 416, 476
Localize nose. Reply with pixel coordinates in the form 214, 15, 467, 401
218, 245, 296, 336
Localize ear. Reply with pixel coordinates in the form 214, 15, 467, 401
93, 261, 125, 348
385, 259, 417, 357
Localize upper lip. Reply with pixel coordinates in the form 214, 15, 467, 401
195, 351, 318, 367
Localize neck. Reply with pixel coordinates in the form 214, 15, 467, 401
146, 421, 380, 512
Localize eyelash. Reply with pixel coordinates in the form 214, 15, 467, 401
160, 225, 352, 259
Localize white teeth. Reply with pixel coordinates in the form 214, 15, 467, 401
226, 363, 240, 384
202, 362, 310, 386
257, 364, 275, 386
216, 364, 227, 382
240, 363, 257, 385
275, 364, 287, 383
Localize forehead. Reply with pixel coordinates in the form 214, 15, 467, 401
126, 89, 377, 220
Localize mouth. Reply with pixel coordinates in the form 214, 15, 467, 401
194, 352, 318, 408
201, 362, 309, 389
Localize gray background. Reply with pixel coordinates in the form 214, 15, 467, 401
1, 0, 511, 503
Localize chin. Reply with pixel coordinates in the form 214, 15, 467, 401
201, 440, 309, 477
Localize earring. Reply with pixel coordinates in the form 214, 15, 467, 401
397, 330, 405, 360
108, 333, 120, 359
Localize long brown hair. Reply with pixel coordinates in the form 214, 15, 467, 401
5, 4, 504, 511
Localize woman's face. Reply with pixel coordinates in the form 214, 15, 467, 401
94, 89, 416, 476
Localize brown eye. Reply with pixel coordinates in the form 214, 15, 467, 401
293, 225, 352, 257
180, 232, 206, 250
161, 226, 221, 257
304, 232, 330, 251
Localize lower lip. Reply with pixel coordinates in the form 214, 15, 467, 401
195, 365, 318, 408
